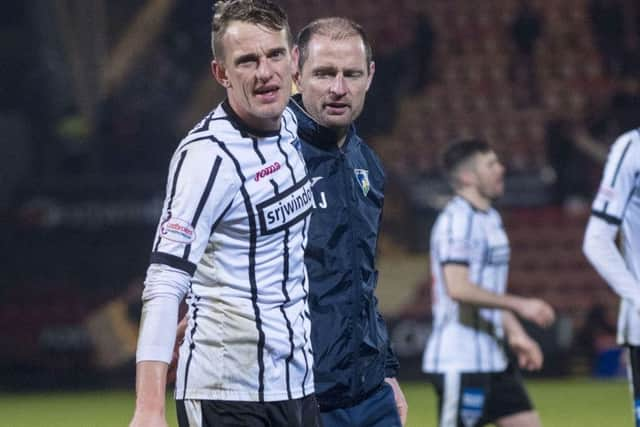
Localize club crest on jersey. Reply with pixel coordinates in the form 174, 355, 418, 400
354, 169, 370, 196
257, 178, 314, 235
160, 216, 196, 244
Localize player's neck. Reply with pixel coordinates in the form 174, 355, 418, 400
457, 188, 491, 212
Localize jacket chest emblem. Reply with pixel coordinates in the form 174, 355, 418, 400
354, 169, 370, 196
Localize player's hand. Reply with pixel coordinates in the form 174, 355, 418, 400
167, 315, 188, 384
385, 377, 408, 425
129, 410, 168, 427
509, 333, 543, 371
516, 298, 555, 328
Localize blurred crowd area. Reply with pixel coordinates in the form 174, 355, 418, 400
2, 0, 638, 386
3, 0, 640, 202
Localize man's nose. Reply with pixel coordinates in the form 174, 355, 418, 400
256, 59, 274, 81
330, 75, 347, 96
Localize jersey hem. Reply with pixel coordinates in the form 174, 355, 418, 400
174, 386, 314, 402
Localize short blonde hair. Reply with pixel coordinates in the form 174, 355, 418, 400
211, 0, 292, 61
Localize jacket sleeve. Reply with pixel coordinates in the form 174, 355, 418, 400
377, 309, 400, 377
371, 146, 399, 376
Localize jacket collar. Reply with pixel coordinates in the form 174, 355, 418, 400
289, 94, 357, 152
221, 98, 280, 138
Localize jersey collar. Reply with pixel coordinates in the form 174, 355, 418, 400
456, 195, 490, 214
221, 99, 281, 138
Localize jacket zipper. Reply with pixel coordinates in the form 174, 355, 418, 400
340, 148, 364, 399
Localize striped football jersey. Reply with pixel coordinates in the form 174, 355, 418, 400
423, 196, 510, 373
148, 100, 315, 402
591, 129, 640, 345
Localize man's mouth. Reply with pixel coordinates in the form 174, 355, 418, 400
254, 85, 280, 101
324, 102, 349, 114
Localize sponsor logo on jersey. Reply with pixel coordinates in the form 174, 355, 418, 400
461, 387, 485, 427
257, 177, 314, 235
597, 185, 617, 202
255, 161, 281, 182
487, 244, 510, 265
354, 169, 370, 196
160, 216, 196, 244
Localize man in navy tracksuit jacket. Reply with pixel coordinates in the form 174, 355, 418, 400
291, 17, 407, 427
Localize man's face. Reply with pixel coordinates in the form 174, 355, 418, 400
294, 34, 374, 130
212, 21, 294, 131
470, 151, 505, 200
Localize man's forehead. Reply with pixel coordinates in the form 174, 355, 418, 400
223, 21, 289, 51
475, 150, 498, 165
306, 35, 367, 66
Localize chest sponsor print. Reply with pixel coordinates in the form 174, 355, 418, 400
257, 177, 314, 235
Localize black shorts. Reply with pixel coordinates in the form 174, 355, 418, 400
176, 394, 323, 427
427, 364, 533, 427
626, 345, 640, 424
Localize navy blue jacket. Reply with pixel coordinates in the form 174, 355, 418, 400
289, 95, 399, 410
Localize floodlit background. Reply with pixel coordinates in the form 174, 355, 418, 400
2, 0, 638, 425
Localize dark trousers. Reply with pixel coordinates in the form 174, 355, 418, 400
319, 383, 401, 427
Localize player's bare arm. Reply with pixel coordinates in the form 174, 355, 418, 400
130, 361, 170, 427
503, 311, 543, 371
444, 264, 555, 327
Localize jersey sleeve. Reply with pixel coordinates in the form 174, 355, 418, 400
583, 216, 640, 305
436, 208, 474, 266
149, 140, 240, 275
591, 131, 640, 225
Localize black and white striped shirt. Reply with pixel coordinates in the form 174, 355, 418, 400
422, 196, 510, 373
589, 129, 640, 345
137, 101, 315, 402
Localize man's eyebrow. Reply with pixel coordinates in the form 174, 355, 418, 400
234, 47, 286, 65
267, 47, 287, 56
234, 52, 259, 65
311, 65, 338, 73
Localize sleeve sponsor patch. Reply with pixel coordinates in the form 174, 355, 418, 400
160, 217, 196, 244
596, 185, 617, 203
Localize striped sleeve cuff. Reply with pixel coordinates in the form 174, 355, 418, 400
150, 252, 197, 276
591, 210, 622, 226
441, 259, 470, 266
136, 344, 173, 364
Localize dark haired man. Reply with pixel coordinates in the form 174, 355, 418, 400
130, 1, 321, 426
421, 139, 555, 427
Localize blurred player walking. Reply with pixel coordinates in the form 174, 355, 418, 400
422, 139, 555, 427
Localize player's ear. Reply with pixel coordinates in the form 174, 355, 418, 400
212, 59, 230, 88
291, 45, 302, 90
365, 61, 375, 91
457, 167, 475, 187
